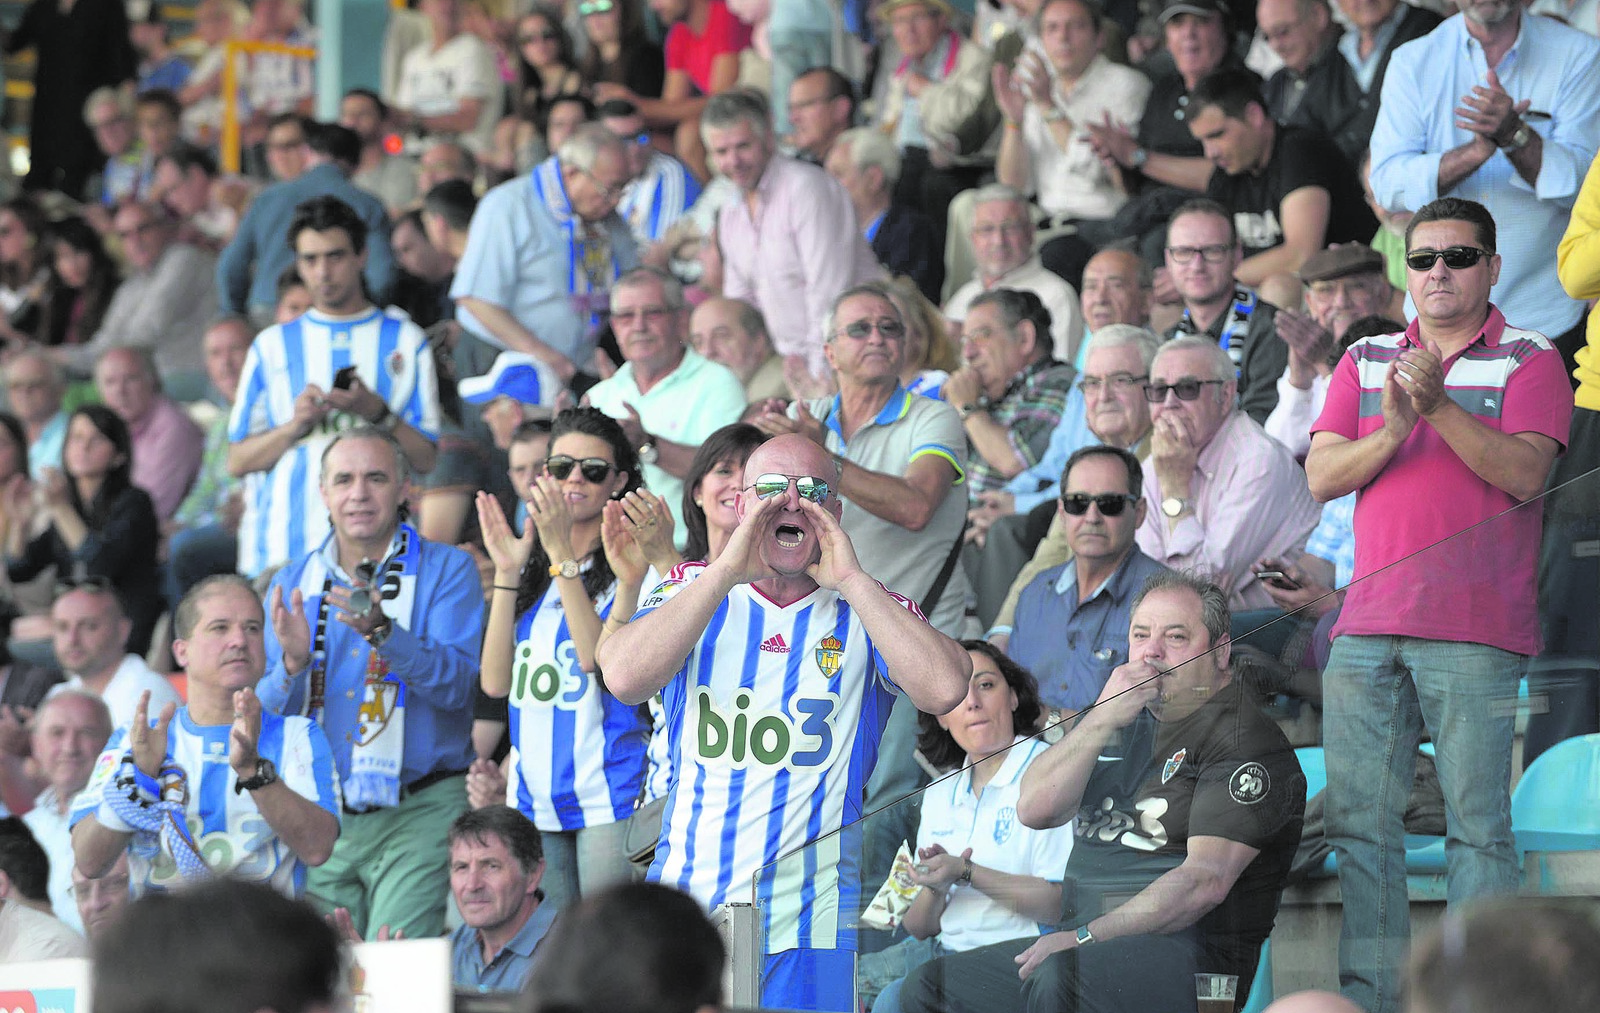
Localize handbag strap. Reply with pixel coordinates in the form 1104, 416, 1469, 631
919, 521, 968, 618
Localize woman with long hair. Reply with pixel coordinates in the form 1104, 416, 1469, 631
40, 216, 121, 348
474, 407, 651, 909
0, 197, 54, 348
575, 0, 663, 99
2, 405, 160, 654
486, 8, 584, 180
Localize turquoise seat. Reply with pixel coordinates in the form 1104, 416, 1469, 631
1240, 938, 1273, 1013
1511, 733, 1600, 864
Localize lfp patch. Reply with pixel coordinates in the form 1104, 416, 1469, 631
814, 635, 843, 679
1161, 748, 1187, 784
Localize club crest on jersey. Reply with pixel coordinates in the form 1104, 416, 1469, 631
994, 806, 1016, 845
388, 350, 405, 376
814, 635, 843, 679
1229, 762, 1270, 805
1161, 748, 1187, 784
356, 681, 400, 746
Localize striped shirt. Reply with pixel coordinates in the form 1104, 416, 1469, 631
637, 563, 909, 953
1311, 308, 1572, 654
228, 307, 440, 576
618, 150, 702, 245
71, 709, 342, 898
507, 580, 650, 831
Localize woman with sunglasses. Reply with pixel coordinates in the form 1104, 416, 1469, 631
2, 405, 160, 655
575, 0, 664, 101
474, 406, 651, 909
487, 8, 585, 180
867, 641, 1073, 1013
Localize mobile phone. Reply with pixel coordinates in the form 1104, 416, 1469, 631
1257, 570, 1301, 591
333, 366, 358, 390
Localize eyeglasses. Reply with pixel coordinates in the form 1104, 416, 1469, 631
583, 169, 627, 201
1143, 379, 1226, 402
1060, 492, 1139, 516
577, 0, 614, 13
972, 221, 1030, 240
519, 30, 560, 43
1077, 372, 1148, 395
1404, 246, 1491, 271
835, 318, 905, 341
747, 473, 832, 504
545, 455, 616, 483
612, 305, 671, 325
1166, 244, 1232, 265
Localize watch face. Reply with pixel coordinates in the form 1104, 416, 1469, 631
561, 560, 580, 579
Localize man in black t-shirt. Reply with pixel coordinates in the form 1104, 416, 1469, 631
900, 570, 1304, 1013
1188, 68, 1376, 292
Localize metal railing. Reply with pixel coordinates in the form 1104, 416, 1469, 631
218, 37, 318, 174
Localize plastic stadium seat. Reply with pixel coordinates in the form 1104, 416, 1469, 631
1295, 747, 1326, 801
1512, 733, 1600, 857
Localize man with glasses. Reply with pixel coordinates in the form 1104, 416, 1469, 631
599, 432, 970, 1013
1163, 198, 1287, 423
600, 99, 700, 248
3, 350, 68, 478
453, 123, 638, 388
1136, 335, 1319, 609
585, 267, 744, 543
83, 88, 143, 211
260, 427, 481, 934
786, 66, 855, 166
1306, 196, 1573, 1013
945, 186, 1084, 363
1008, 446, 1170, 712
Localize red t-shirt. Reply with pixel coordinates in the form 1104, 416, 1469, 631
1310, 308, 1573, 655
664, 0, 751, 95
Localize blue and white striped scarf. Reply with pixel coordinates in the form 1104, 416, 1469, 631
530, 155, 624, 337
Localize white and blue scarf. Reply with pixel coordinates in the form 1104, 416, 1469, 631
530, 156, 623, 336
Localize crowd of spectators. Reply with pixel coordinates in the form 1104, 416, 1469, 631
0, 0, 1596, 1012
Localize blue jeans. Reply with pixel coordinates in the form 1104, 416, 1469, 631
538, 816, 636, 913
1323, 635, 1524, 1013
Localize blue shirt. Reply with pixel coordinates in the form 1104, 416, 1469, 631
1001, 386, 1091, 513
1304, 492, 1356, 589
1009, 549, 1171, 712
1337, 1, 1409, 92
1368, 12, 1600, 336
27, 410, 66, 479
257, 533, 482, 786
216, 163, 395, 316
450, 897, 558, 992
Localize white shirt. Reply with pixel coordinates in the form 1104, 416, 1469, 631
1264, 369, 1330, 459
0, 899, 86, 962
945, 255, 1086, 365
56, 655, 182, 730
21, 787, 80, 933
395, 33, 504, 157
1017, 56, 1152, 222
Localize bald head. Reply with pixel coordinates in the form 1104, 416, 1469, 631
1263, 991, 1367, 1013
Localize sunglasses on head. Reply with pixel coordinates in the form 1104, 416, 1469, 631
747, 473, 832, 504
577, 0, 614, 13
1060, 492, 1138, 516
544, 455, 616, 483
1404, 246, 1491, 271
55, 574, 114, 597
1143, 379, 1226, 403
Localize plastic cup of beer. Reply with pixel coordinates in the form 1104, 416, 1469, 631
1194, 972, 1238, 1013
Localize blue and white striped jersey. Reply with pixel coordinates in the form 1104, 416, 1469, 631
228, 306, 441, 576
617, 150, 702, 244
638, 563, 909, 953
71, 709, 342, 898
506, 580, 650, 831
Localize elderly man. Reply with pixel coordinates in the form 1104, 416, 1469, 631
1164, 199, 1287, 424
1188, 69, 1376, 288
598, 432, 970, 1013
4, 350, 68, 478
826, 127, 942, 303
1078, 249, 1152, 346
59, 202, 216, 397
1368, 0, 1600, 347
787, 66, 854, 165
711, 89, 881, 388
901, 571, 1304, 1013
71, 852, 130, 941
217, 122, 395, 328
1137, 335, 1320, 610
601, 99, 701, 248
1306, 197, 1572, 1013
944, 288, 1077, 499
19, 690, 112, 931
447, 806, 557, 992
944, 186, 1084, 363
71, 575, 342, 895
262, 427, 482, 937
1264, 243, 1397, 456
52, 583, 180, 729
452, 123, 638, 385
228, 196, 440, 578
83, 87, 143, 210
1009, 446, 1170, 713
585, 268, 745, 542
689, 296, 787, 403
95, 347, 204, 522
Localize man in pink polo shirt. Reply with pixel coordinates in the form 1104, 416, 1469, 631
1305, 196, 1573, 1013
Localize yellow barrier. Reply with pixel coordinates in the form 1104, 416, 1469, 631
219, 38, 318, 174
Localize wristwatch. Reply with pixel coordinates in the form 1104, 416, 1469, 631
1161, 496, 1187, 518
956, 402, 980, 421
637, 437, 659, 465
958, 856, 974, 883
1128, 147, 1149, 169
549, 558, 581, 580
1501, 122, 1534, 152
364, 617, 394, 649
234, 758, 279, 794
371, 404, 400, 432
1075, 923, 1097, 946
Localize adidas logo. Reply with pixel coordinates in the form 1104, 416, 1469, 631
759, 634, 789, 653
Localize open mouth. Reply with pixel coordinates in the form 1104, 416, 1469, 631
775, 524, 806, 549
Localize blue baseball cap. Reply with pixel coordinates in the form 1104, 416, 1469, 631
458, 352, 561, 407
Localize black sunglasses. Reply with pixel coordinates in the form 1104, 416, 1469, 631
545, 455, 616, 483
1143, 379, 1226, 403
1060, 493, 1138, 516
1404, 246, 1491, 271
